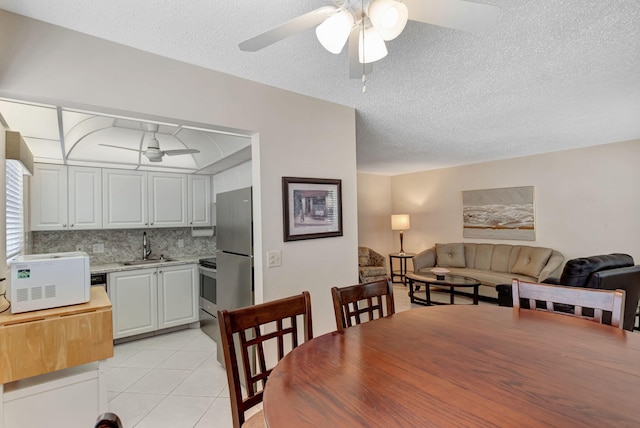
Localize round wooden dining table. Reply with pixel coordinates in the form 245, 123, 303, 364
263, 305, 640, 427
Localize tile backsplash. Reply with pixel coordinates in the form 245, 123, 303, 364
31, 228, 216, 265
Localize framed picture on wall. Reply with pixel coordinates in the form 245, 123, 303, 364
282, 177, 343, 241
462, 186, 536, 240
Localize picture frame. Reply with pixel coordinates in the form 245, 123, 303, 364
462, 186, 536, 241
282, 177, 343, 242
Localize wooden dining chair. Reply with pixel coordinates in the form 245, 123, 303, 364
332, 278, 395, 333
218, 291, 313, 428
511, 279, 626, 328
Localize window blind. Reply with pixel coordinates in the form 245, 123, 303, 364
6, 160, 24, 260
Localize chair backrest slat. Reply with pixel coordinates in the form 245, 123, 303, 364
512, 279, 625, 329
332, 278, 395, 333
219, 291, 313, 428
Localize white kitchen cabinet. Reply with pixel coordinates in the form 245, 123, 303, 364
148, 172, 188, 227
188, 175, 211, 226
102, 169, 148, 229
157, 264, 198, 329
103, 169, 189, 229
109, 264, 198, 339
31, 164, 103, 231
108, 268, 158, 339
68, 166, 102, 230
30, 164, 68, 231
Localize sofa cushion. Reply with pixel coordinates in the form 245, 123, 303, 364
436, 243, 466, 268
359, 266, 387, 277
511, 247, 553, 278
473, 244, 495, 270
490, 245, 512, 273
358, 247, 370, 266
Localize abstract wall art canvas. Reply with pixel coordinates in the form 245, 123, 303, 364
462, 186, 535, 240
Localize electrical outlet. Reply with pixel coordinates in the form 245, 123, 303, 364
75, 244, 84, 252
93, 243, 104, 254
178, 239, 184, 248
267, 250, 282, 268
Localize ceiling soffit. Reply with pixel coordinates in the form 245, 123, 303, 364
0, 98, 252, 174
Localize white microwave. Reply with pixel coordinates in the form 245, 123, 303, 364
8, 251, 90, 314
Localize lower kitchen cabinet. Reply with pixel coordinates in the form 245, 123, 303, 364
158, 264, 199, 329
108, 264, 198, 339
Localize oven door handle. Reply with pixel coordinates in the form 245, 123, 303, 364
199, 266, 217, 275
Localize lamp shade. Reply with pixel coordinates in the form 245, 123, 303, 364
358, 26, 388, 63
368, 0, 409, 41
391, 214, 410, 230
316, 10, 354, 54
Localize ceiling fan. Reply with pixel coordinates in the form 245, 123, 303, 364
239, 0, 501, 89
99, 124, 200, 162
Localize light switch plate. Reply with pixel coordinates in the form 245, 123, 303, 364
267, 250, 282, 268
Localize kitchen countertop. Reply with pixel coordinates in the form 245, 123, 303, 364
91, 255, 215, 274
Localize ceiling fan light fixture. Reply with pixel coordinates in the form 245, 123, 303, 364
368, 0, 408, 41
315, 9, 354, 54
358, 26, 388, 64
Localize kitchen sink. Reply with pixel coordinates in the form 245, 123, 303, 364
122, 257, 177, 266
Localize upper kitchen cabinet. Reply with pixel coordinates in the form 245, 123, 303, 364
68, 166, 102, 229
31, 164, 68, 231
103, 169, 189, 229
102, 168, 148, 229
31, 164, 102, 231
148, 172, 188, 227
188, 175, 211, 227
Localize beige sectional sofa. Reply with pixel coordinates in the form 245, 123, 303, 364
412, 243, 564, 299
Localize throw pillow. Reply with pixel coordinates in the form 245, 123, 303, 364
435, 243, 466, 268
511, 247, 553, 278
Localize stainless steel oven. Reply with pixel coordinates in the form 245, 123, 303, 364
198, 257, 219, 343
199, 258, 217, 314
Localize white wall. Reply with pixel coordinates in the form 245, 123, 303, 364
212, 161, 252, 201
0, 10, 358, 335
382, 139, 640, 265
356, 173, 393, 258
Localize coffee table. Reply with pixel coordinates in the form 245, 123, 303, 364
406, 272, 481, 305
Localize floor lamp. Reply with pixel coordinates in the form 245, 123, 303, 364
391, 214, 410, 255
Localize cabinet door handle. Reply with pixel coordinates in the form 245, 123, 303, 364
70, 224, 74, 227
145, 222, 148, 226
151, 222, 154, 226
63, 224, 67, 228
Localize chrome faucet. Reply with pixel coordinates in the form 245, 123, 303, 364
142, 232, 152, 260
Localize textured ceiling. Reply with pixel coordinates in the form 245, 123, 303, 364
0, 0, 639, 175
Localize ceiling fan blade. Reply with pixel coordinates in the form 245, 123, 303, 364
404, 0, 501, 33
98, 143, 141, 153
348, 27, 373, 79
163, 149, 201, 156
239, 6, 337, 52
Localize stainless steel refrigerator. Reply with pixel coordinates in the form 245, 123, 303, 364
215, 186, 254, 366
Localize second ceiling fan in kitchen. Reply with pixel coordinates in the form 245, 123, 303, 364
99, 123, 200, 162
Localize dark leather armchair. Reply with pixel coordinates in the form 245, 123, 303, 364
497, 254, 640, 331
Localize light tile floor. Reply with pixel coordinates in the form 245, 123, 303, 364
106, 328, 233, 428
